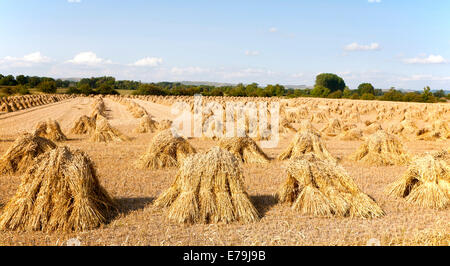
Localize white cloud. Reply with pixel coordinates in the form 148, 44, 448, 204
368, 0, 381, 3
403, 54, 447, 64
67, 0, 81, 3
130, 57, 163, 67
66, 52, 112, 65
399, 74, 450, 81
245, 50, 260, 56
291, 73, 304, 78
170, 66, 210, 75
0, 52, 51, 67
344, 42, 380, 51
268, 27, 278, 33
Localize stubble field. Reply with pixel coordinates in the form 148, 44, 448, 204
0, 96, 448, 246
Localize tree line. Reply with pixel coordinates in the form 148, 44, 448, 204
1, 73, 448, 103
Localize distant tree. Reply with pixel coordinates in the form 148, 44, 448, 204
311, 85, 330, 97
328, 90, 342, 98
0, 75, 18, 86
77, 84, 93, 95
263, 84, 286, 97
37, 80, 57, 93
315, 73, 346, 93
67, 86, 82, 94
351, 94, 360, 100
357, 83, 375, 95
95, 83, 119, 95
421, 86, 435, 103
374, 89, 383, 96
133, 83, 166, 95
16, 75, 28, 85
28, 76, 41, 87
360, 93, 375, 100
433, 89, 446, 98
380, 88, 404, 102
342, 87, 353, 98
402, 92, 422, 102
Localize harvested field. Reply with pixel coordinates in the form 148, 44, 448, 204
0, 96, 449, 246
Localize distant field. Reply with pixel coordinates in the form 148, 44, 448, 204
117, 89, 134, 95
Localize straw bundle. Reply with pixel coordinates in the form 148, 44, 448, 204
70, 115, 96, 135
90, 115, 129, 142
158, 119, 173, 131
277, 154, 384, 218
363, 122, 383, 135
134, 114, 158, 133
34, 120, 67, 142
417, 120, 450, 140
278, 129, 336, 162
339, 128, 363, 141
0, 133, 57, 175
154, 147, 259, 224
218, 136, 269, 164
387, 154, 449, 209
0, 146, 117, 231
280, 118, 296, 134
349, 131, 410, 166
136, 129, 196, 169
320, 118, 343, 137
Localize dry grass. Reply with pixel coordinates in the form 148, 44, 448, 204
349, 131, 410, 166
278, 154, 384, 218
218, 136, 270, 164
135, 129, 196, 170
154, 147, 259, 224
0, 146, 117, 232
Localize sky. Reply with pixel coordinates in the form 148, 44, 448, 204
1, 0, 450, 90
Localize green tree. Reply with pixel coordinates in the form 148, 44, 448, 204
357, 83, 375, 95
342, 87, 352, 98
421, 86, 435, 103
328, 90, 342, 98
133, 83, 166, 95
78, 84, 94, 95
37, 80, 57, 93
95, 83, 119, 95
311, 85, 330, 97
360, 93, 375, 100
16, 75, 28, 85
374, 89, 383, 96
67, 86, 82, 94
433, 89, 445, 98
29, 76, 41, 87
314, 73, 346, 93
0, 75, 18, 86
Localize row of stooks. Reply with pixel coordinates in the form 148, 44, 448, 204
106, 95, 449, 141
0, 123, 448, 232
112, 94, 449, 124
0, 94, 74, 113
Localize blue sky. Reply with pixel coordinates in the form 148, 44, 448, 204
1, 0, 450, 90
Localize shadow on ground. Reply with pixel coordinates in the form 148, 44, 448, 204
116, 197, 155, 215
250, 194, 278, 218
